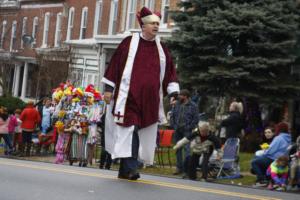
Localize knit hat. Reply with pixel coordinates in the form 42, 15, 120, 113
275, 122, 289, 135
137, 7, 161, 27
84, 84, 95, 97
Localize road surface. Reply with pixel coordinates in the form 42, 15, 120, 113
0, 158, 298, 200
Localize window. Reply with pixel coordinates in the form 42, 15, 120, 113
143, 0, 155, 10
84, 71, 99, 88
108, 0, 119, 35
55, 13, 62, 47
70, 69, 83, 87
80, 7, 88, 39
66, 7, 75, 41
32, 17, 38, 48
20, 17, 27, 48
42, 12, 50, 47
0, 20, 7, 49
10, 20, 17, 51
126, 0, 137, 30
161, 0, 170, 26
93, 0, 103, 36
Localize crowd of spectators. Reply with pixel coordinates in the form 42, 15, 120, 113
0, 89, 299, 192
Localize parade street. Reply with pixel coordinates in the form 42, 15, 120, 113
0, 158, 298, 200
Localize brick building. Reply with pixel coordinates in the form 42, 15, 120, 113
0, 0, 179, 100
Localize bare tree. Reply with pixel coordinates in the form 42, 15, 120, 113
0, 60, 14, 96
35, 49, 70, 99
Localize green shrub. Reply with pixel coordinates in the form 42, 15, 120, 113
0, 96, 26, 114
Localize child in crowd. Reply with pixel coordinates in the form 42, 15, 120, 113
68, 117, 88, 167
99, 114, 112, 170
13, 109, 22, 152
7, 110, 18, 153
0, 107, 13, 155
255, 127, 275, 157
173, 121, 222, 181
54, 121, 65, 164
266, 155, 289, 191
288, 135, 300, 191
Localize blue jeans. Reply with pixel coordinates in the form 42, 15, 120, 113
251, 156, 273, 182
175, 143, 190, 172
174, 130, 191, 172
4, 134, 13, 152
0, 134, 13, 152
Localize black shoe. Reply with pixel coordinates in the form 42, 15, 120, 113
173, 170, 183, 175
10, 151, 20, 156
253, 181, 268, 187
182, 173, 188, 179
250, 168, 255, 175
118, 173, 129, 179
128, 172, 140, 180
200, 177, 208, 182
18, 153, 25, 157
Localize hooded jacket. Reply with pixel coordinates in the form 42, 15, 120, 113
264, 132, 291, 160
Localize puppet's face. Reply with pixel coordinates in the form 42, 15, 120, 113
87, 96, 94, 105
70, 119, 76, 126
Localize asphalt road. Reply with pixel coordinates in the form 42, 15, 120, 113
0, 157, 298, 200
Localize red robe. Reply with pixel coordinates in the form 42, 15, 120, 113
104, 36, 178, 128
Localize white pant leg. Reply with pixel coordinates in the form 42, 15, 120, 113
138, 123, 158, 165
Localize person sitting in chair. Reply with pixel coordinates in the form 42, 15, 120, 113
173, 121, 222, 181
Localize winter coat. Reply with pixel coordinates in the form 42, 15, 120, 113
267, 160, 288, 185
8, 115, 18, 133
170, 100, 199, 135
20, 105, 41, 132
0, 117, 9, 134
264, 132, 291, 160
174, 130, 222, 156
220, 111, 244, 138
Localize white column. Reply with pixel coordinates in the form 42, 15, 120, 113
12, 65, 17, 95
82, 58, 86, 88
13, 64, 21, 97
99, 47, 107, 93
21, 62, 28, 99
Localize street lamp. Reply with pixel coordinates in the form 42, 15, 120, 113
22, 34, 34, 46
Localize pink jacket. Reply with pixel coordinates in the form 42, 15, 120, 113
0, 117, 9, 134
8, 115, 18, 133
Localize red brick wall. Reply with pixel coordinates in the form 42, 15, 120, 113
100, 0, 111, 35
0, 13, 18, 51
0, 0, 180, 57
0, 0, 98, 57
18, 6, 64, 57
66, 0, 97, 39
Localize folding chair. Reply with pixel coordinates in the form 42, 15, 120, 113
210, 138, 240, 179
156, 129, 174, 168
36, 128, 58, 155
